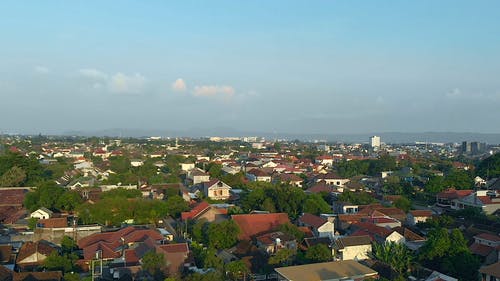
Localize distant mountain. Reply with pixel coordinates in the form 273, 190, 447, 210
59, 128, 500, 144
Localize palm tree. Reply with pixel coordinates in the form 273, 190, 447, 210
371, 242, 413, 276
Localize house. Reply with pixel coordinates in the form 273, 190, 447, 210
360, 210, 401, 228
16, 240, 58, 271
155, 243, 191, 277
315, 155, 334, 166
350, 222, 405, 244
30, 207, 53, 220
393, 227, 426, 250
246, 169, 272, 182
479, 262, 500, 281
273, 173, 303, 187
180, 163, 195, 171
275, 260, 378, 281
77, 226, 165, 264
130, 159, 144, 167
315, 172, 350, 188
231, 213, 290, 241
298, 213, 335, 239
37, 217, 68, 228
203, 179, 231, 200
469, 233, 500, 265
333, 235, 372, 261
187, 168, 210, 185
407, 210, 433, 226
451, 190, 500, 215
181, 201, 228, 223
255, 231, 297, 255
333, 202, 360, 214
436, 188, 473, 208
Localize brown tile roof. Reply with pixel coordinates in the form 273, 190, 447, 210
306, 183, 337, 194
469, 243, 495, 257
409, 210, 432, 217
157, 243, 189, 254
256, 231, 295, 245
298, 213, 327, 229
303, 237, 331, 249
335, 235, 371, 249
181, 201, 211, 220
0, 265, 12, 281
275, 260, 378, 280
0, 245, 12, 263
13, 271, 62, 281
475, 233, 500, 242
436, 188, 473, 199
17, 240, 57, 265
37, 218, 68, 228
78, 227, 164, 260
0, 190, 27, 207
393, 227, 425, 242
232, 213, 290, 240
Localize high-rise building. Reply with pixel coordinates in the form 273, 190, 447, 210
370, 136, 381, 148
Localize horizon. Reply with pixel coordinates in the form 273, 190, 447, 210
1, 1, 500, 134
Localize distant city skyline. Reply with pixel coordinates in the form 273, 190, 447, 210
1, 1, 499, 134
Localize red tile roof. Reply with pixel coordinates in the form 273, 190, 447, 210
469, 243, 495, 257
436, 188, 473, 199
78, 227, 164, 260
157, 243, 189, 254
351, 222, 392, 240
409, 210, 432, 217
181, 201, 211, 220
0, 189, 27, 206
17, 240, 57, 265
38, 218, 68, 228
475, 233, 500, 242
232, 213, 290, 240
299, 213, 327, 229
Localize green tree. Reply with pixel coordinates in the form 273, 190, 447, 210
337, 190, 375, 205
305, 244, 332, 262
42, 251, 75, 273
56, 191, 83, 211
268, 249, 295, 266
394, 197, 412, 212
61, 236, 77, 254
419, 228, 451, 261
425, 176, 445, 194
207, 220, 239, 249
0, 166, 26, 187
303, 194, 332, 215
372, 242, 412, 276
443, 169, 473, 190
476, 153, 500, 178
165, 195, 189, 218
141, 251, 165, 277
225, 260, 250, 281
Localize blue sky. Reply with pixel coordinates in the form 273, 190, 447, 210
1, 1, 499, 135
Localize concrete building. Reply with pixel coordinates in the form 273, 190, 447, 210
370, 136, 381, 149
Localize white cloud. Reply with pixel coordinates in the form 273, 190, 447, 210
108, 73, 146, 94
34, 66, 50, 74
172, 78, 187, 92
446, 88, 462, 98
193, 85, 235, 100
78, 68, 108, 80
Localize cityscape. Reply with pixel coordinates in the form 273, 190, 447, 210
1, 1, 500, 281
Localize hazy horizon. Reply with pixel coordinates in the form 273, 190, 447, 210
1, 1, 499, 134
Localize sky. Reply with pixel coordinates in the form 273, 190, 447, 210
1, 1, 500, 135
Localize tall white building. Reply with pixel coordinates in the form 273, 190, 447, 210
370, 136, 381, 148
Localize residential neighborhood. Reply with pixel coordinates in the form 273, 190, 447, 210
0, 135, 499, 281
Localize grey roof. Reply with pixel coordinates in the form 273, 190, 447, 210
275, 260, 378, 281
